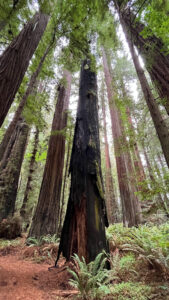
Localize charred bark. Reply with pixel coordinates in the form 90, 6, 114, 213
0, 12, 49, 126
20, 127, 39, 220
56, 60, 108, 264
0, 43, 52, 160
0, 118, 29, 221
28, 71, 72, 238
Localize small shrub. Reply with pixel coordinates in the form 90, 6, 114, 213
0, 216, 22, 239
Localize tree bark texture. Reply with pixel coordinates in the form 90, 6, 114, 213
20, 127, 39, 220
56, 60, 108, 264
116, 5, 169, 114
0, 118, 29, 221
101, 87, 119, 224
28, 71, 72, 238
102, 47, 141, 227
0, 44, 51, 161
58, 128, 73, 236
0, 12, 49, 126
120, 21, 169, 168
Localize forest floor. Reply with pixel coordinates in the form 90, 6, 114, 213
0, 234, 169, 300
0, 237, 77, 300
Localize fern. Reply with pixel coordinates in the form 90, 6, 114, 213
68, 252, 110, 299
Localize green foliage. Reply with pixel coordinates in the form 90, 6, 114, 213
109, 282, 151, 300
26, 234, 59, 246
107, 223, 169, 274
68, 253, 110, 299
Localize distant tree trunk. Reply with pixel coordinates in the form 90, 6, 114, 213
28, 71, 72, 238
115, 3, 169, 114
0, 44, 51, 160
0, 12, 49, 126
58, 128, 73, 236
56, 60, 108, 264
120, 21, 169, 168
101, 85, 119, 224
0, 118, 29, 221
102, 47, 140, 227
20, 127, 39, 220
126, 108, 146, 186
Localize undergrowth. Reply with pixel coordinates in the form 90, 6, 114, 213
106, 223, 169, 274
67, 223, 169, 299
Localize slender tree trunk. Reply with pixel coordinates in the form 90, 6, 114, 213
58, 128, 73, 236
119, 19, 169, 168
101, 85, 119, 224
102, 47, 140, 227
28, 71, 72, 238
115, 3, 169, 114
56, 60, 108, 264
0, 118, 29, 221
20, 127, 39, 220
0, 44, 51, 161
0, 12, 49, 126
126, 108, 146, 185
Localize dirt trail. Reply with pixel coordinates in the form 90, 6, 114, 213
0, 246, 77, 300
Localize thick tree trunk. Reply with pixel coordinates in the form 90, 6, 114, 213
120, 21, 169, 168
102, 48, 140, 227
101, 87, 119, 224
28, 71, 72, 238
115, 4, 169, 114
0, 12, 49, 126
0, 118, 29, 221
0, 44, 51, 160
20, 128, 39, 220
56, 60, 108, 264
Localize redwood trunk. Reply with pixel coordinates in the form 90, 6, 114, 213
20, 128, 39, 220
0, 12, 49, 126
0, 119, 29, 221
0, 44, 51, 160
116, 4, 169, 114
28, 71, 72, 238
58, 128, 73, 235
120, 21, 169, 168
101, 87, 118, 224
56, 60, 108, 264
102, 48, 140, 227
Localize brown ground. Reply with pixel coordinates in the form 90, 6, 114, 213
0, 241, 78, 300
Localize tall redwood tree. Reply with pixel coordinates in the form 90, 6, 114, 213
56, 60, 108, 264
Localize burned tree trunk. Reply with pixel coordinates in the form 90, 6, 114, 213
101, 85, 118, 224
28, 71, 72, 238
0, 12, 49, 126
20, 127, 39, 220
102, 48, 140, 227
0, 118, 29, 221
115, 3, 169, 114
56, 60, 108, 264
